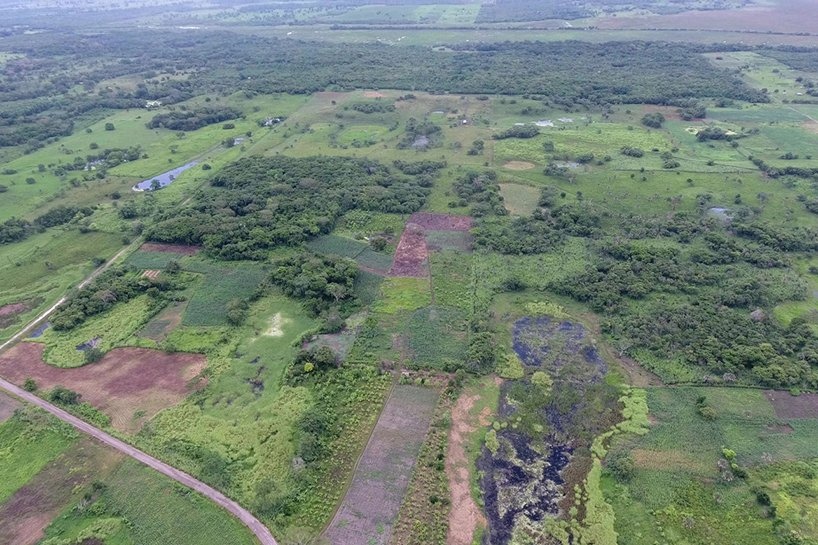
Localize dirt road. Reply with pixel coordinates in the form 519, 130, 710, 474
0, 375, 277, 545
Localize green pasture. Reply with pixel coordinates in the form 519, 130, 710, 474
604, 386, 818, 545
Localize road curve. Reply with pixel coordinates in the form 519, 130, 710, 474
0, 376, 277, 545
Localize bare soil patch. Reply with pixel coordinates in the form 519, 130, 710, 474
446, 393, 487, 545
502, 160, 535, 171
641, 104, 682, 121
0, 390, 20, 423
409, 212, 472, 232
0, 343, 207, 433
142, 269, 161, 280
363, 91, 386, 98
389, 223, 429, 277
0, 438, 122, 545
139, 242, 201, 255
804, 121, 818, 135
765, 390, 818, 419
324, 385, 438, 545
265, 312, 289, 337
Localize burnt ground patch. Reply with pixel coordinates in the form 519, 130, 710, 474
478, 316, 620, 544
766, 390, 818, 419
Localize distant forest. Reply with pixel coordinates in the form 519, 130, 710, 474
0, 30, 777, 151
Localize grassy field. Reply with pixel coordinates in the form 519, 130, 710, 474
603, 386, 818, 545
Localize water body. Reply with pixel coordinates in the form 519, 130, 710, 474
132, 161, 198, 191
29, 322, 50, 338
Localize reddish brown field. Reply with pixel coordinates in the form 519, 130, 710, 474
0, 439, 122, 545
389, 223, 429, 277
389, 214, 473, 277
0, 343, 206, 433
139, 242, 201, 255
766, 390, 818, 419
409, 212, 473, 232
0, 391, 20, 423
142, 269, 162, 279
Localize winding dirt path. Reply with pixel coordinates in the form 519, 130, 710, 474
445, 392, 487, 545
0, 375, 276, 545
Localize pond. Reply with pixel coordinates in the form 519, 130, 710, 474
132, 161, 198, 191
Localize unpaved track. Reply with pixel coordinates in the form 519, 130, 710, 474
0, 376, 276, 545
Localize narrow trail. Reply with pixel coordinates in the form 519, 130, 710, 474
0, 376, 276, 545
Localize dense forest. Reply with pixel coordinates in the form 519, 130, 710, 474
145, 155, 438, 259
0, 30, 772, 151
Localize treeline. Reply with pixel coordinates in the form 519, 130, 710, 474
145, 156, 440, 260
147, 107, 242, 131
50, 267, 178, 330
0, 205, 93, 246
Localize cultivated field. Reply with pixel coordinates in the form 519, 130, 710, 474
325, 384, 438, 545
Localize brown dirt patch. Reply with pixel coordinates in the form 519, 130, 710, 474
502, 161, 535, 171
409, 212, 473, 232
0, 390, 20, 423
325, 385, 438, 545
0, 302, 27, 317
0, 343, 207, 433
389, 223, 429, 277
765, 390, 818, 419
804, 121, 818, 135
363, 91, 386, 98
641, 104, 682, 121
141, 269, 161, 279
0, 439, 122, 545
631, 449, 708, 472
139, 242, 200, 255
446, 392, 488, 545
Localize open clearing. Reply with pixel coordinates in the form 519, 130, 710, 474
389, 223, 429, 277
502, 160, 535, 170
498, 183, 540, 216
765, 390, 818, 419
0, 343, 206, 433
324, 384, 438, 545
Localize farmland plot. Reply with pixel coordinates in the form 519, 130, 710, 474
324, 384, 438, 545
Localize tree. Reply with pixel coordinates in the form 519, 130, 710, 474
23, 378, 37, 392
49, 386, 80, 405
225, 298, 249, 325
105, 122, 115, 131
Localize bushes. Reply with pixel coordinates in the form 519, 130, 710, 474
641, 112, 665, 128
271, 253, 358, 316
147, 106, 241, 131
492, 125, 540, 139
473, 217, 564, 255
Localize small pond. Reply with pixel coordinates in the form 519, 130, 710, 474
132, 161, 198, 191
